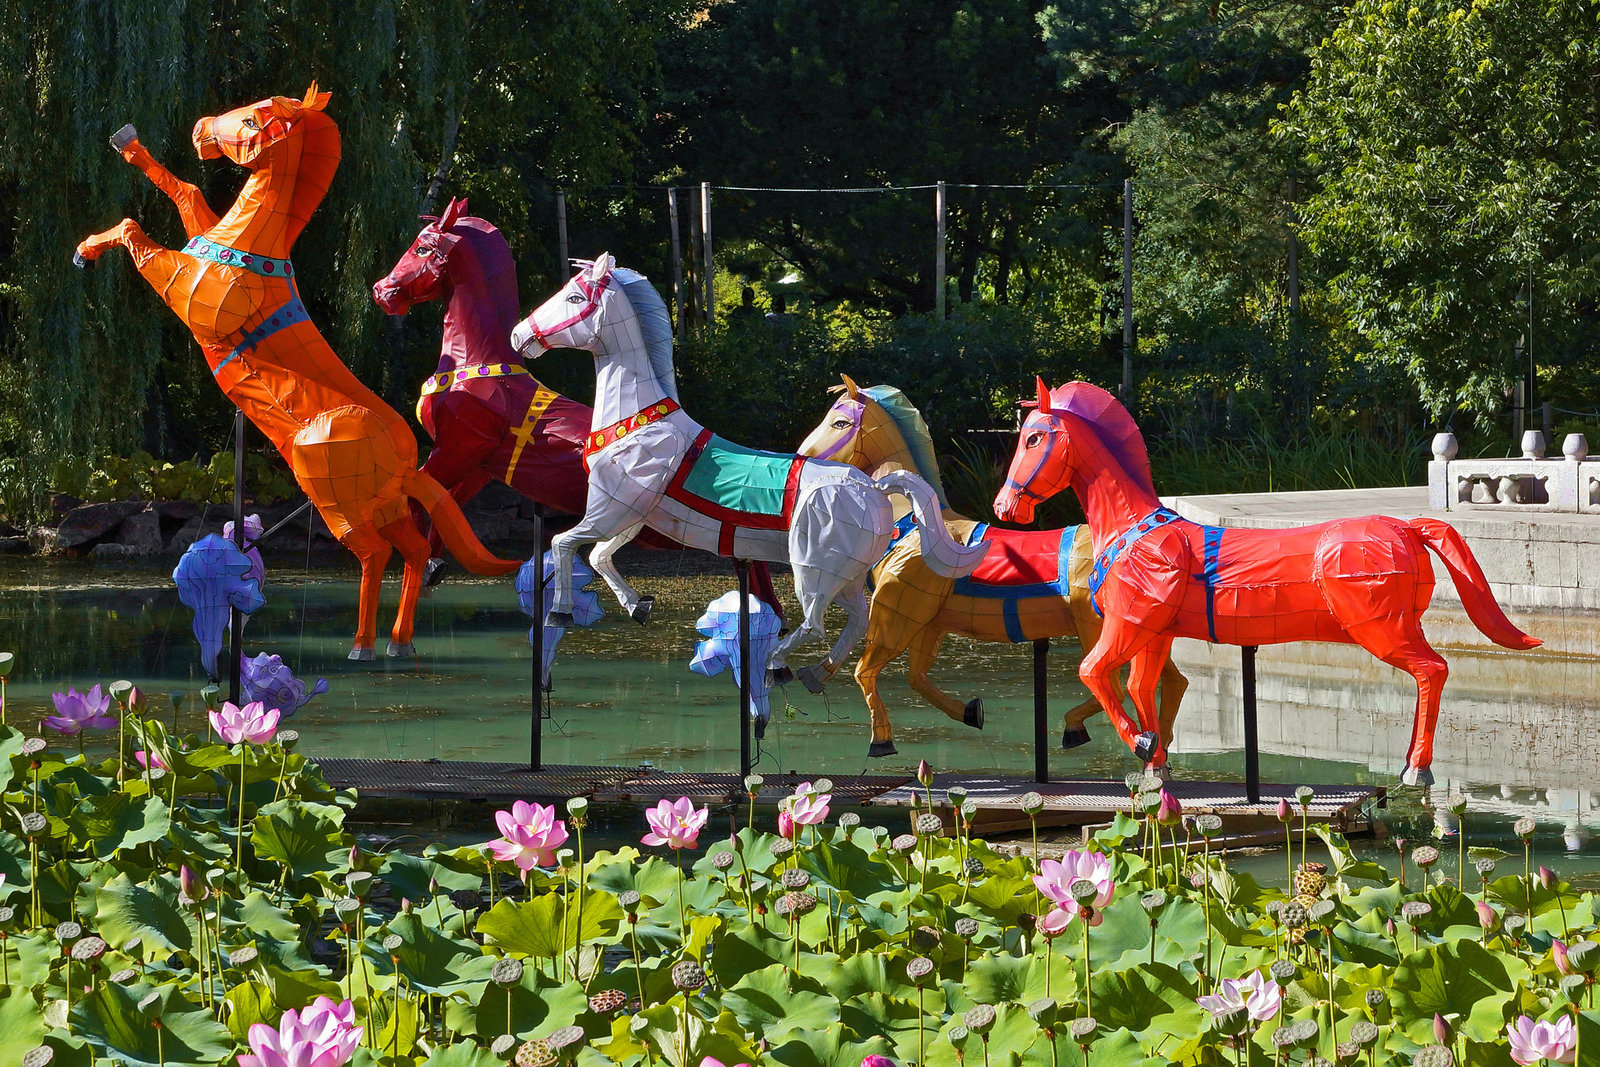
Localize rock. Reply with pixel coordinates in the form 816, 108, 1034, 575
0, 536, 28, 554
114, 509, 163, 555
507, 518, 539, 544
54, 501, 143, 550
165, 516, 205, 553
91, 542, 134, 560
471, 481, 523, 511
49, 493, 84, 518
464, 508, 511, 543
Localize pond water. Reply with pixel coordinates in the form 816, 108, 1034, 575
0, 555, 1595, 887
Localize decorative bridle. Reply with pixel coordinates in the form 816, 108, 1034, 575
521, 267, 610, 351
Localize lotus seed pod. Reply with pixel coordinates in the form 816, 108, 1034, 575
1565, 939, 1600, 972
1068, 1016, 1097, 1041
1070, 879, 1099, 905
1288, 1018, 1319, 1048
547, 1024, 585, 1054
0, 652, 11, 678
589, 988, 628, 1013
278, 729, 299, 747
1474, 857, 1496, 876
1308, 899, 1336, 924
1561, 973, 1588, 1004
490, 1033, 518, 1059
1294, 785, 1314, 806
452, 889, 483, 911
1280, 901, 1309, 929
954, 917, 979, 939
906, 955, 934, 982
812, 778, 835, 795
54, 921, 81, 943
334, 897, 361, 920
712, 851, 735, 870
20, 812, 46, 836
1026, 997, 1057, 1026
1350, 1020, 1380, 1047
1138, 773, 1164, 793
1138, 791, 1161, 814
491, 957, 525, 985
515, 1039, 555, 1067
1305, 1059, 1334, 1067
671, 959, 706, 991
1015, 792, 1045, 818
1140, 890, 1167, 912
1411, 845, 1439, 869
780, 868, 811, 889
963, 857, 986, 880
1269, 959, 1297, 981
947, 787, 968, 807
947, 1025, 969, 1050
226, 945, 257, 967
1124, 772, 1144, 793
1195, 813, 1223, 837
345, 870, 374, 897
1335, 1040, 1360, 1064
770, 838, 795, 859
109, 680, 133, 703
1503, 912, 1527, 935
744, 774, 764, 793
964, 1003, 997, 1034
892, 833, 917, 852
961, 799, 978, 819
109, 967, 138, 984
1448, 793, 1466, 816
382, 934, 403, 953
0, 906, 12, 924
916, 812, 943, 835
1271, 1028, 1298, 1051
839, 812, 861, 829
617, 890, 642, 912
137, 990, 162, 1016
71, 935, 106, 961
1399, 900, 1432, 923
1363, 989, 1385, 1010
1411, 1046, 1453, 1067
782, 891, 817, 917
565, 797, 588, 818
1514, 816, 1536, 839
22, 1048, 53, 1067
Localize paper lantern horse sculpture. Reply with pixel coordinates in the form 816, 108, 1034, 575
993, 379, 1541, 785
74, 87, 520, 659
798, 376, 1186, 757
510, 255, 988, 692
371, 202, 784, 619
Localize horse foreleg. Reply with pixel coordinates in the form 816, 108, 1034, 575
854, 627, 909, 758
547, 499, 638, 624
378, 516, 432, 657
75, 217, 171, 270
590, 523, 652, 622
341, 524, 393, 661
1126, 637, 1175, 770
1077, 620, 1153, 763
797, 584, 868, 694
905, 626, 974, 726
1156, 659, 1189, 753
767, 583, 828, 682
115, 131, 220, 237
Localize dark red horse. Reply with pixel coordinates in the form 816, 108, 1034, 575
373, 199, 780, 616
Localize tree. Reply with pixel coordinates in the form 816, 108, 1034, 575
1279, 0, 1600, 422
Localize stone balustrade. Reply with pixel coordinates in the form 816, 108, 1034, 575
1428, 430, 1599, 513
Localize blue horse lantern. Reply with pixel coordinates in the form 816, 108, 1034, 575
240, 652, 328, 718
691, 591, 784, 727
173, 534, 266, 679
516, 552, 604, 687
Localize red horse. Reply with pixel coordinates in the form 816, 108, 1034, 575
993, 379, 1540, 786
372, 201, 782, 616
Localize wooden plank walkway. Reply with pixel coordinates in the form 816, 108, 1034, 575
314, 759, 1383, 842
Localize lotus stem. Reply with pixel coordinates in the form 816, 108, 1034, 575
1284, 819, 1293, 892
675, 849, 686, 945
1083, 917, 1092, 1019
1202, 835, 1213, 992
917, 984, 925, 1067
236, 745, 246, 875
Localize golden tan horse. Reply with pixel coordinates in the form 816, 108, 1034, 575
797, 376, 1186, 757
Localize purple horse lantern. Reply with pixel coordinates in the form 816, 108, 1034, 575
173, 534, 266, 679
516, 552, 603, 688
690, 591, 784, 729
240, 652, 328, 718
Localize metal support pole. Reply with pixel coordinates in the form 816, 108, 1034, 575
934, 180, 947, 320
736, 560, 752, 779
1242, 645, 1260, 804
530, 506, 545, 771
701, 182, 714, 325
1122, 178, 1135, 402
228, 408, 245, 705
555, 189, 569, 276
668, 187, 686, 343
1033, 639, 1049, 784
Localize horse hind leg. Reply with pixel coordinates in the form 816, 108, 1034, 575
378, 516, 432, 657
905, 625, 981, 728
854, 628, 911, 758
796, 580, 868, 694
590, 522, 652, 623
1346, 617, 1449, 786
341, 524, 393, 661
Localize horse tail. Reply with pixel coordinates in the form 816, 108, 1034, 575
874, 469, 988, 578
403, 468, 522, 576
1408, 517, 1541, 650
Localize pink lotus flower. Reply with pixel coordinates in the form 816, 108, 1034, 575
778, 811, 796, 839
1506, 1014, 1577, 1065
1197, 969, 1282, 1023
1032, 848, 1115, 925
1156, 789, 1182, 826
1036, 908, 1073, 939
787, 781, 831, 826
1476, 899, 1498, 932
642, 796, 708, 850
1554, 938, 1572, 976
239, 995, 362, 1067
701, 1059, 752, 1067
46, 684, 117, 734
135, 749, 168, 771
861, 1057, 897, 1067
488, 800, 569, 873
210, 700, 280, 745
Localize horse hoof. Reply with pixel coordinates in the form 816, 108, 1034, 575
423, 557, 449, 588
631, 597, 654, 626
73, 252, 88, 269
770, 666, 794, 687
110, 123, 139, 151
796, 664, 828, 694
1061, 726, 1091, 749
963, 699, 984, 729
386, 642, 415, 658
1401, 765, 1434, 787
1133, 731, 1159, 762
868, 740, 898, 758
348, 648, 376, 662
545, 611, 575, 628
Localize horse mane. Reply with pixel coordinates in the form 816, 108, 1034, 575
860, 384, 947, 506
449, 218, 520, 331
611, 268, 679, 402
1052, 381, 1156, 498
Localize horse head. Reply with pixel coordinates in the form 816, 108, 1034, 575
993, 377, 1084, 524
798, 374, 867, 464
192, 83, 333, 168
510, 253, 616, 358
373, 197, 470, 314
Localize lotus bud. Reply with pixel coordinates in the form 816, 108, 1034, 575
779, 811, 796, 840
1433, 1014, 1451, 1046
1539, 866, 1557, 890
428, 876, 439, 898
1276, 799, 1293, 823
1156, 789, 1182, 827
861, 1057, 896, 1067
917, 759, 934, 787
1554, 938, 1572, 976
126, 686, 144, 713
348, 844, 361, 871
1475, 899, 1496, 932
179, 865, 207, 904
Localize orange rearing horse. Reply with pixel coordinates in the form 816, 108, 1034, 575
994, 379, 1540, 786
75, 86, 520, 660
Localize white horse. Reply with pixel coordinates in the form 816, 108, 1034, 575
510, 255, 988, 693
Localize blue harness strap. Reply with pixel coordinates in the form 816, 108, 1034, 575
1087, 506, 1182, 617
212, 287, 311, 377
182, 237, 308, 378
1202, 525, 1225, 642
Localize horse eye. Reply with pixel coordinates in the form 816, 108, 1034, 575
416, 247, 433, 259
567, 293, 585, 304
1026, 432, 1043, 448
833, 418, 851, 429
242, 118, 259, 131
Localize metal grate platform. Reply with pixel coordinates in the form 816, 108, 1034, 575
314, 759, 632, 802
589, 770, 910, 806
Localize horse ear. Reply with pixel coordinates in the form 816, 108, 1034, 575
590, 253, 614, 282
437, 197, 465, 232
1035, 376, 1053, 415
840, 373, 861, 399
301, 82, 331, 111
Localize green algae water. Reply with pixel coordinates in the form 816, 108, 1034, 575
0, 555, 1595, 885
